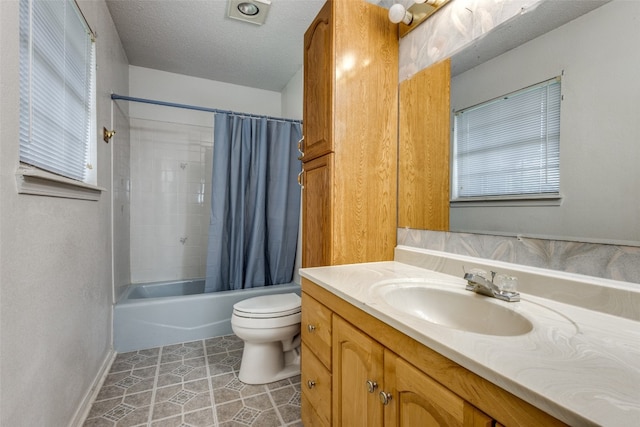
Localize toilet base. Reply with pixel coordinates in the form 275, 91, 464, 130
237, 341, 301, 385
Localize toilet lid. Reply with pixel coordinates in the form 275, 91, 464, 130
233, 293, 301, 318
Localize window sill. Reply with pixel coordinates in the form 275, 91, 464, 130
16, 165, 106, 201
450, 194, 562, 208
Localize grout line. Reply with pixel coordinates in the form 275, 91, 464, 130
145, 347, 162, 426
266, 385, 287, 426
204, 338, 220, 426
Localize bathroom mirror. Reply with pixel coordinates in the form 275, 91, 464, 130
402, 0, 640, 246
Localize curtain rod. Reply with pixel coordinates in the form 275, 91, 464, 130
110, 94, 302, 124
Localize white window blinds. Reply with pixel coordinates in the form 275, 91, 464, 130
19, 0, 96, 183
453, 78, 561, 200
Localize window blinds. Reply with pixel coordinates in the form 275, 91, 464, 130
453, 78, 561, 200
19, 0, 95, 182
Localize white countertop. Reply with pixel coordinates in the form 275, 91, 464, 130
299, 256, 640, 427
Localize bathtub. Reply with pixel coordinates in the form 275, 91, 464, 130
114, 279, 301, 352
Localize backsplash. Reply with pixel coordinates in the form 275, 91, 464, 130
398, 228, 640, 286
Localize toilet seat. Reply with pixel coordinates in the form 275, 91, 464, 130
232, 293, 301, 319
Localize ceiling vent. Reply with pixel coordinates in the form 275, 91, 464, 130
227, 0, 271, 25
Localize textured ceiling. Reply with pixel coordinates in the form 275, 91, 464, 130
106, 0, 326, 92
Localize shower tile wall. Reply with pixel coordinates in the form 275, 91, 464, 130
130, 118, 213, 283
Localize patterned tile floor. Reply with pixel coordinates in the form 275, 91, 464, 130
83, 335, 302, 427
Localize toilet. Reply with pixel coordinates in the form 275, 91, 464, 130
231, 292, 302, 384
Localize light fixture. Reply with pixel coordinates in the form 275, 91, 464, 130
414, 0, 445, 5
389, 4, 413, 25
227, 0, 271, 25
388, 0, 451, 37
237, 2, 259, 16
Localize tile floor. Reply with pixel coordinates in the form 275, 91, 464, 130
83, 335, 302, 427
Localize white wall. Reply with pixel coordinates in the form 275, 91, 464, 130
0, 0, 129, 425
128, 65, 282, 125
282, 68, 303, 120
126, 66, 286, 283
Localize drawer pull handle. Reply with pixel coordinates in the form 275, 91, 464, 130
366, 380, 378, 393
307, 324, 316, 333
379, 391, 392, 406
307, 380, 316, 389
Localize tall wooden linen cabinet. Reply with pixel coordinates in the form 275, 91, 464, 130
300, 0, 398, 425
300, 0, 398, 268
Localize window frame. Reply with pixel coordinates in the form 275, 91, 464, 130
451, 77, 562, 207
17, 0, 102, 199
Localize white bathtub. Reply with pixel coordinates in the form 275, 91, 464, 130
114, 279, 301, 352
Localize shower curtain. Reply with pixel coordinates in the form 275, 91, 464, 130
204, 113, 302, 293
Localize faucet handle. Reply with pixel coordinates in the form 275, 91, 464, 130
467, 268, 489, 279
494, 274, 518, 294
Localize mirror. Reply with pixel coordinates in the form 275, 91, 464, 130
402, 0, 640, 246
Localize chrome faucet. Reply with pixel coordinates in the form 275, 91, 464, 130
464, 270, 520, 302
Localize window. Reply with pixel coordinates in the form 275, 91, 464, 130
19, 0, 96, 185
452, 77, 561, 201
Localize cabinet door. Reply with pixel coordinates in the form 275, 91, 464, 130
303, 0, 333, 162
384, 351, 493, 427
333, 315, 384, 427
301, 154, 333, 268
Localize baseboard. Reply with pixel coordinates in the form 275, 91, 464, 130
68, 348, 117, 427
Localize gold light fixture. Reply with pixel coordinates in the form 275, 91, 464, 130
389, 0, 450, 37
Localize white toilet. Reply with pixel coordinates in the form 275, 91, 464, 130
231, 292, 302, 384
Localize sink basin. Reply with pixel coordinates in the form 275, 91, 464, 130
372, 281, 534, 336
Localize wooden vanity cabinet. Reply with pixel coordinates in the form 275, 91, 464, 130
333, 315, 492, 427
301, 278, 568, 427
301, 0, 398, 268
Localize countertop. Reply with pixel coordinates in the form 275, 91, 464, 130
299, 257, 640, 426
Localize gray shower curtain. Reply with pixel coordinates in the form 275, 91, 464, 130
204, 113, 302, 293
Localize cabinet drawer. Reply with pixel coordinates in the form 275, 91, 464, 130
301, 342, 331, 427
301, 292, 332, 369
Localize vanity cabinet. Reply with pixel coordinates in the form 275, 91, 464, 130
301, 277, 567, 427
301, 0, 398, 268
333, 311, 493, 427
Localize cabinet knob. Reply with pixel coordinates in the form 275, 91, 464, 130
307, 324, 316, 333
307, 380, 316, 389
379, 391, 392, 406
366, 380, 378, 393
